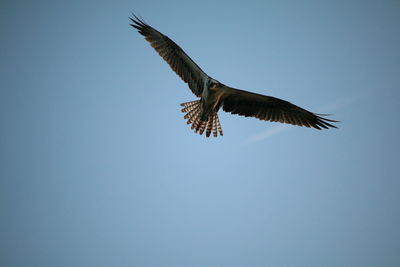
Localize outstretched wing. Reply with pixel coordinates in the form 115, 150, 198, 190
221, 87, 337, 129
130, 15, 209, 97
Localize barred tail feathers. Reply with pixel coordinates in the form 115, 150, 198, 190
180, 100, 223, 137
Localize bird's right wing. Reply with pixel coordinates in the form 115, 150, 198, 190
130, 15, 209, 97
221, 87, 338, 129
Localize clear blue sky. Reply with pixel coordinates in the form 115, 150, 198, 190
1, 1, 400, 266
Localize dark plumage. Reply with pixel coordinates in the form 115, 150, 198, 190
130, 14, 337, 137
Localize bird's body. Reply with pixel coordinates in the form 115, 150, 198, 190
130, 15, 337, 137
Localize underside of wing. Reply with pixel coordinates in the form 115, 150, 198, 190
130, 15, 209, 97
221, 87, 337, 129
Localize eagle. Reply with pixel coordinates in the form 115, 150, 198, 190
130, 15, 337, 137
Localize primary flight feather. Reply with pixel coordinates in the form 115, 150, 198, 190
130, 15, 337, 137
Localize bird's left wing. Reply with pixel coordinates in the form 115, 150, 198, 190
130, 15, 209, 97
221, 87, 337, 129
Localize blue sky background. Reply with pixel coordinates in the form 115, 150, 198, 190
1, 0, 400, 266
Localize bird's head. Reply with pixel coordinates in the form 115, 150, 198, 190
208, 79, 223, 90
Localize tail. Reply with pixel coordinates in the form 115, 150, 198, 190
180, 100, 223, 137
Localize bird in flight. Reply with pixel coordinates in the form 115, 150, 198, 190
130, 15, 337, 137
